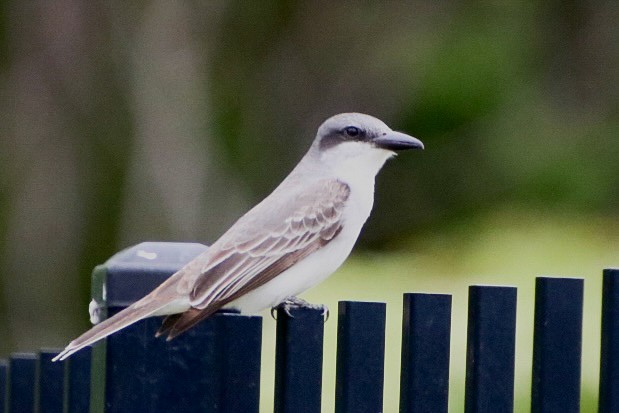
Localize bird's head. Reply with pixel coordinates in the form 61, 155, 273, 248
311, 113, 423, 176
315, 112, 423, 153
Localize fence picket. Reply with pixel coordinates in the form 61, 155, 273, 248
335, 301, 386, 413
465, 286, 517, 413
399, 293, 452, 413
214, 313, 263, 413
8, 353, 36, 413
274, 306, 324, 413
65, 347, 91, 413
37, 350, 64, 413
600, 268, 619, 413
94, 310, 261, 413
531, 277, 583, 413
0, 360, 7, 413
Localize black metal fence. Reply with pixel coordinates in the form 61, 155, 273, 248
1, 242, 618, 412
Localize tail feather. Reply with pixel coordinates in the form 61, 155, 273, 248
53, 301, 168, 362
166, 306, 220, 341
155, 313, 182, 338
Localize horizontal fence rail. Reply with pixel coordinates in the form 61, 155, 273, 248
0, 242, 617, 412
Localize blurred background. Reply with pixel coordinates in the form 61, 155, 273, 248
0, 1, 617, 411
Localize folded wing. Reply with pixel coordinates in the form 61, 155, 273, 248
162, 179, 350, 339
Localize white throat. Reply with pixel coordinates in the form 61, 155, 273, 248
320, 141, 395, 186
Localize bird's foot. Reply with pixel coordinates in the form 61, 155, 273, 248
270, 296, 329, 322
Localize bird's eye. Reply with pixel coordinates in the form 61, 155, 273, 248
343, 126, 361, 137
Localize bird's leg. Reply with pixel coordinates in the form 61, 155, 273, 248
270, 296, 329, 322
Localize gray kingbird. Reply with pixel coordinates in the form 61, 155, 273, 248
54, 112, 423, 361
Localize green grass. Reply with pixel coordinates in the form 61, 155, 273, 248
257, 208, 619, 412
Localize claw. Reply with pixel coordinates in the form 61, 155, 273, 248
270, 296, 329, 322
282, 305, 294, 318
270, 306, 293, 320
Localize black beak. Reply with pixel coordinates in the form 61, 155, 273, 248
373, 131, 424, 151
